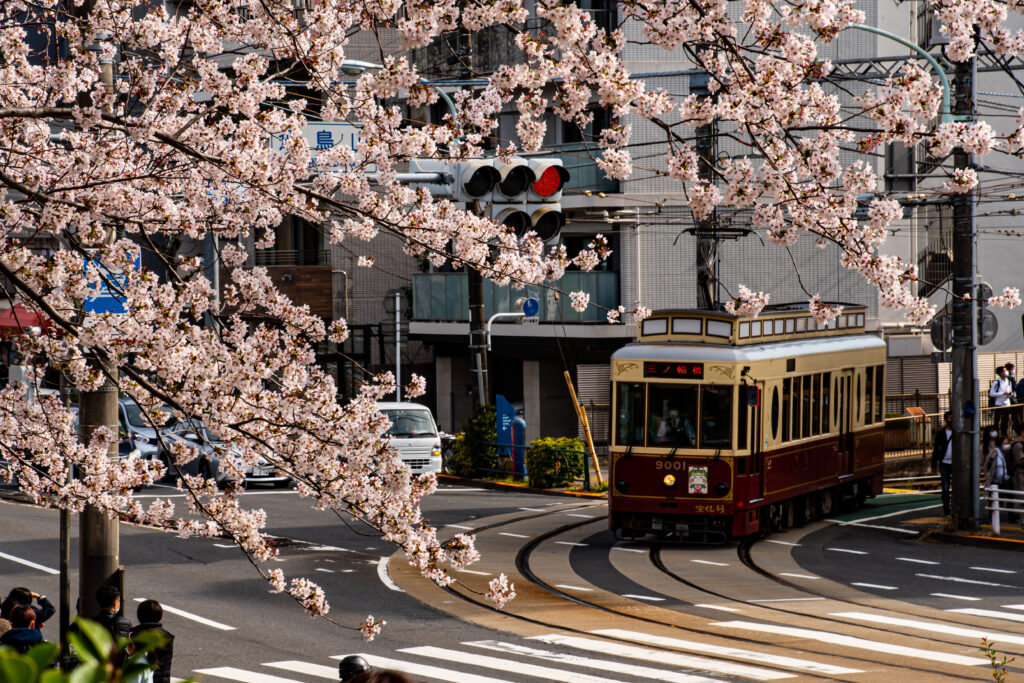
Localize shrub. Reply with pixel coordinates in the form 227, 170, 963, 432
526, 436, 584, 488
447, 404, 497, 477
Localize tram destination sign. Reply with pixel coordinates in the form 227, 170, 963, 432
643, 362, 704, 379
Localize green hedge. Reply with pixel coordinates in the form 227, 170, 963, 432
447, 404, 497, 477
526, 436, 584, 488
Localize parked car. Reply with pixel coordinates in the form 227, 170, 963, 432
117, 398, 177, 461
157, 420, 290, 488
377, 402, 443, 475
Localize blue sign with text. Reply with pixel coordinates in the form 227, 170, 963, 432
496, 394, 514, 447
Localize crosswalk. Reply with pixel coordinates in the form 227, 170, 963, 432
184, 614, 1013, 683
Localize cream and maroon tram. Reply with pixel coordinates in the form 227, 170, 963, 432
609, 304, 886, 543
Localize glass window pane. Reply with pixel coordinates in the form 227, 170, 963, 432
801, 375, 811, 438
700, 385, 733, 449
822, 372, 831, 433
648, 384, 698, 447
782, 378, 791, 442
793, 376, 802, 439
864, 367, 873, 424
875, 364, 884, 423
811, 374, 821, 436
615, 383, 645, 446
771, 386, 780, 440
738, 386, 748, 450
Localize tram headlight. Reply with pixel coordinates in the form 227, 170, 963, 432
715, 482, 730, 496
663, 474, 677, 488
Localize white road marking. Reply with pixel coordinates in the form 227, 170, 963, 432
947, 608, 1024, 623
832, 611, 1024, 647
780, 573, 819, 580
915, 573, 1014, 588
498, 532, 529, 538
300, 545, 351, 552
456, 569, 491, 576
0, 550, 58, 575
611, 547, 645, 553
264, 661, 336, 679
748, 597, 825, 602
851, 583, 898, 591
519, 507, 546, 512
765, 539, 800, 546
401, 645, 629, 683
438, 487, 487, 491
826, 548, 867, 555
314, 568, 334, 573
530, 633, 794, 680
695, 604, 741, 612
829, 502, 942, 524
621, 594, 665, 601
194, 668, 301, 682
691, 559, 729, 567
468, 640, 722, 682
896, 557, 939, 565
133, 598, 234, 630
1004, 604, 1024, 611
595, 628, 864, 675
213, 544, 235, 549
555, 584, 594, 592
331, 653, 514, 683
376, 556, 404, 592
446, 525, 475, 530
341, 569, 355, 573
826, 522, 917, 534
713, 621, 987, 666
555, 541, 588, 547
931, 593, 981, 601
969, 566, 1016, 574
566, 513, 597, 518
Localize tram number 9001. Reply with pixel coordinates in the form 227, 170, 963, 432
655, 460, 683, 470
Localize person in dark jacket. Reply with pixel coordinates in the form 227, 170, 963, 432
129, 599, 174, 683
90, 586, 132, 638
1, 587, 55, 625
0, 605, 43, 653
931, 411, 954, 515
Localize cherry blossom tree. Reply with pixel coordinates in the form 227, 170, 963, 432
0, 0, 1021, 636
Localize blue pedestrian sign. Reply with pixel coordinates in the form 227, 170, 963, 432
83, 250, 140, 315
522, 297, 539, 317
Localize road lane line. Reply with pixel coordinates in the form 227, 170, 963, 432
691, 560, 729, 566
566, 513, 597, 518
401, 645, 628, 683
132, 598, 234, 630
931, 593, 981, 601
611, 547, 645, 553
519, 507, 546, 512
969, 566, 1016, 574
331, 653, 513, 683
765, 539, 800, 546
896, 557, 939, 565
264, 661, 336, 679
555, 584, 594, 592
831, 611, 1024, 647
826, 522, 917, 534
947, 608, 1024, 623
0, 550, 58, 575
829, 502, 942, 524
376, 556, 404, 592
555, 541, 587, 547
826, 548, 867, 555
780, 573, 819, 580
621, 594, 665, 601
194, 668, 301, 682
748, 597, 825, 602
446, 525, 474, 530
695, 604, 741, 612
498, 532, 529, 538
466, 640, 721, 683
1004, 604, 1024, 610
915, 573, 1014, 588
851, 583, 898, 590
712, 621, 987, 666
314, 568, 334, 573
594, 628, 863, 676
457, 569, 491, 576
213, 544, 235, 548
529, 633, 794, 680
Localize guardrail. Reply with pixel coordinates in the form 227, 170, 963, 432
983, 485, 1024, 535
884, 402, 1024, 459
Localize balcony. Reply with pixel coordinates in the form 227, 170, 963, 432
254, 249, 331, 266
412, 271, 619, 323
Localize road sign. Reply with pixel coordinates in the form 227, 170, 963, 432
521, 297, 539, 317
83, 251, 139, 315
269, 123, 372, 171
979, 309, 998, 345
522, 316, 540, 325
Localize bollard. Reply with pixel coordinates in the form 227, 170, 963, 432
990, 484, 1001, 536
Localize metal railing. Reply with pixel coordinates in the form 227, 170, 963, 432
253, 249, 332, 266
884, 402, 1024, 458
983, 485, 1024, 535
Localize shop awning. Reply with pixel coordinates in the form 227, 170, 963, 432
0, 305, 50, 331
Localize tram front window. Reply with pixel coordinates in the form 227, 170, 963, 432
700, 384, 733, 449
615, 383, 645, 446
648, 385, 698, 447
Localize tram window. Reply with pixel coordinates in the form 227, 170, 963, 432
700, 384, 732, 449
614, 383, 645, 446
819, 374, 827, 432
781, 379, 791, 442
833, 376, 839, 425
737, 386, 748, 450
874, 364, 884, 423
771, 387, 780, 440
801, 375, 811, 438
648, 384, 698, 447
856, 374, 861, 424
811, 374, 821, 436
792, 376, 802, 440
864, 367, 874, 424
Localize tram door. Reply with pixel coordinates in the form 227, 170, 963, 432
838, 369, 855, 475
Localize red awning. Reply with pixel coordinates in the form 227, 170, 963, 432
0, 305, 50, 331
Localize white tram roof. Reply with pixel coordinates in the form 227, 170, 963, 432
612, 333, 885, 364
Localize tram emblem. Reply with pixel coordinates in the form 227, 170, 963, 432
688, 466, 708, 495
614, 361, 639, 376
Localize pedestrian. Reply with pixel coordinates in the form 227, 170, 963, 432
1, 587, 55, 626
1007, 363, 1021, 435
339, 655, 371, 683
90, 586, 132, 639
989, 366, 1014, 435
348, 671, 413, 683
984, 434, 1014, 524
129, 599, 174, 683
0, 618, 11, 636
931, 411, 954, 516
1011, 437, 1024, 530
0, 605, 44, 653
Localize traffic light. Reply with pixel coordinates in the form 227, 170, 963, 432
526, 157, 569, 241
453, 159, 500, 203
490, 156, 569, 241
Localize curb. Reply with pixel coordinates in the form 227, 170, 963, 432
436, 474, 607, 499
922, 528, 1024, 551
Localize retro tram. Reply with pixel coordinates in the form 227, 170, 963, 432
609, 304, 886, 543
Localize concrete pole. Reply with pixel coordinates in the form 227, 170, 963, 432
78, 36, 121, 619
395, 290, 402, 402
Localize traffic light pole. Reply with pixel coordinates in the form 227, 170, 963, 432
950, 51, 979, 531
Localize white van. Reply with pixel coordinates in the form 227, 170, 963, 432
377, 402, 443, 475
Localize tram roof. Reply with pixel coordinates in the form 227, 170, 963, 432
612, 333, 885, 363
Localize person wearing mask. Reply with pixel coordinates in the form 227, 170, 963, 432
0, 587, 54, 626
984, 434, 1014, 524
989, 367, 1014, 435
931, 411, 954, 516
0, 605, 43, 653
90, 586, 132, 638
129, 599, 174, 683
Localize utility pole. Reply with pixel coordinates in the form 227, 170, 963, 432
950, 48, 979, 530
79, 35, 121, 619
468, 262, 489, 408
395, 290, 402, 402
693, 73, 719, 310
